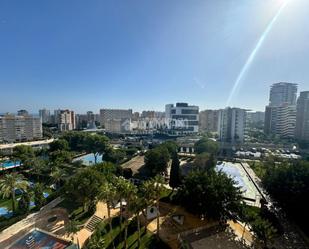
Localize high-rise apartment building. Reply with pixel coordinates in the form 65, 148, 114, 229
269, 82, 297, 107
199, 110, 219, 132
217, 107, 246, 143
99, 108, 132, 130
295, 91, 309, 141
39, 109, 51, 123
0, 114, 42, 142
56, 110, 76, 131
264, 83, 297, 138
165, 103, 199, 135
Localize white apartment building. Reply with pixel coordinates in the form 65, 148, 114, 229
165, 103, 199, 135
0, 114, 42, 143
264, 83, 297, 138
218, 107, 246, 143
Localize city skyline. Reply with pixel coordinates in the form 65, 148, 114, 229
1, 0, 309, 113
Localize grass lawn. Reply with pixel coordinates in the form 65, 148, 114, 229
0, 197, 13, 210
248, 161, 267, 179
88, 217, 170, 249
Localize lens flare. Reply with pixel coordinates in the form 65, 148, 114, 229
226, 1, 289, 106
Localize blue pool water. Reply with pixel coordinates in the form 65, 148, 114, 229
0, 160, 21, 169
0, 207, 13, 218
73, 153, 103, 166
0, 192, 50, 216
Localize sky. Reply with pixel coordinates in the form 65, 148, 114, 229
0, 0, 308, 114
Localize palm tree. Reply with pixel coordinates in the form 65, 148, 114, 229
30, 158, 46, 180
121, 181, 137, 249
115, 177, 137, 249
98, 182, 117, 249
127, 194, 145, 248
65, 220, 80, 244
0, 173, 28, 212
50, 166, 66, 189
143, 175, 165, 237
87, 235, 105, 249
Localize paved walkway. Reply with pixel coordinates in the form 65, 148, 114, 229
66, 201, 120, 248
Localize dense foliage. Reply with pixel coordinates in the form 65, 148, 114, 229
262, 160, 309, 234
176, 170, 243, 221
169, 152, 181, 189
144, 146, 170, 176
65, 168, 105, 211
194, 137, 219, 155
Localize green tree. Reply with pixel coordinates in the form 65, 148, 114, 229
251, 217, 277, 249
50, 166, 66, 189
65, 168, 104, 211
49, 150, 72, 165
18, 191, 31, 214
0, 173, 28, 212
177, 170, 243, 222
33, 183, 45, 209
103, 148, 126, 164
262, 160, 309, 232
127, 194, 145, 248
194, 153, 216, 171
84, 134, 109, 164
49, 139, 69, 152
142, 175, 165, 237
12, 145, 35, 167
194, 137, 219, 155
29, 158, 47, 180
94, 162, 123, 179
160, 141, 178, 155
144, 146, 170, 176
87, 234, 105, 249
120, 179, 137, 249
169, 152, 181, 190
65, 219, 80, 243
98, 181, 118, 249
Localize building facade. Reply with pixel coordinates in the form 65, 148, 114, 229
264, 82, 297, 138
100, 108, 132, 132
57, 110, 76, 131
199, 110, 219, 132
295, 91, 309, 141
39, 109, 51, 123
165, 103, 199, 135
217, 107, 246, 143
0, 114, 42, 143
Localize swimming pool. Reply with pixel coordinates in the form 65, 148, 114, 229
9, 229, 74, 249
216, 162, 259, 202
0, 207, 13, 218
0, 192, 50, 217
72, 153, 103, 166
0, 160, 21, 169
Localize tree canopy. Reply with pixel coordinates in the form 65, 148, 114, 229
65, 168, 105, 211
176, 170, 243, 221
144, 146, 170, 176
262, 160, 309, 234
194, 137, 219, 155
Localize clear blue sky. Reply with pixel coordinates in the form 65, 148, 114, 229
1, 0, 308, 114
